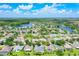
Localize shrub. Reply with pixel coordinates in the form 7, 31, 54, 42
55, 40, 65, 46
4, 37, 14, 46
51, 40, 55, 44
56, 50, 64, 56
25, 40, 32, 46
42, 41, 50, 46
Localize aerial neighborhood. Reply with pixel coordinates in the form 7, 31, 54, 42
0, 18, 79, 56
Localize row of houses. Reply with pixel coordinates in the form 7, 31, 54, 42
0, 41, 79, 56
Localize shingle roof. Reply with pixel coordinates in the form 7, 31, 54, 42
24, 45, 32, 51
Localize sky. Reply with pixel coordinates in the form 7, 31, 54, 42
0, 3, 79, 18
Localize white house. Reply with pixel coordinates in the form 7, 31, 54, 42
72, 41, 79, 49
64, 43, 72, 50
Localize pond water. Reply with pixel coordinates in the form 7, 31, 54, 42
60, 25, 73, 32
16, 23, 32, 28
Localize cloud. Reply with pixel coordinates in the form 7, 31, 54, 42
0, 4, 12, 9
51, 3, 65, 8
31, 4, 61, 17
13, 8, 21, 14
18, 4, 33, 10
58, 9, 66, 14
0, 10, 3, 13
58, 9, 72, 14
30, 4, 78, 18
77, 11, 79, 14
0, 3, 79, 18
32, 5, 58, 15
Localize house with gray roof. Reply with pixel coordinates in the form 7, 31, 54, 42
53, 44, 64, 51
45, 44, 55, 52
13, 45, 24, 52
34, 45, 45, 53
24, 45, 33, 52
0, 45, 12, 56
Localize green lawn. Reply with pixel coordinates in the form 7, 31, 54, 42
8, 49, 79, 56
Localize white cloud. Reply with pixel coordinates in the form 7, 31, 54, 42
51, 3, 65, 8
30, 4, 77, 18
13, 8, 21, 14
31, 4, 61, 17
58, 9, 66, 14
0, 10, 3, 13
32, 5, 58, 15
0, 4, 78, 18
77, 11, 79, 14
0, 4, 12, 9
18, 4, 33, 10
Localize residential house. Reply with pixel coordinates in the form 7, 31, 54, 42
0, 45, 12, 56
45, 44, 55, 52
64, 43, 73, 50
53, 44, 64, 51
72, 41, 79, 49
24, 45, 33, 52
39, 38, 47, 42
53, 38, 62, 40
34, 45, 45, 53
32, 39, 39, 43
13, 45, 24, 52
14, 36, 25, 44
